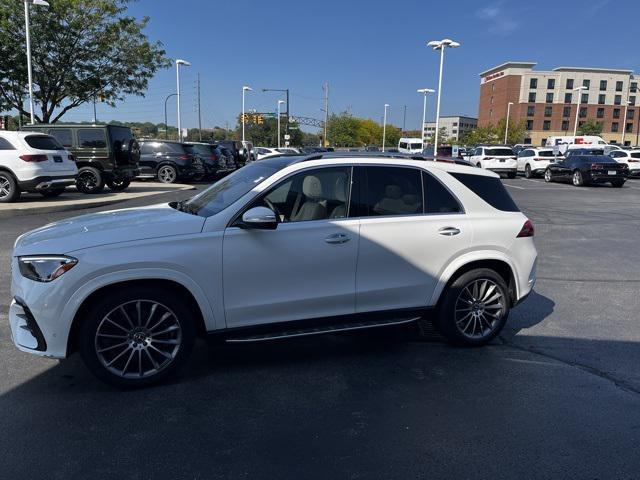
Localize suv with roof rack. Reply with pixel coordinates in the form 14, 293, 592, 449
9, 154, 537, 387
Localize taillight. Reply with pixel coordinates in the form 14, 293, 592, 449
20, 154, 48, 162
517, 219, 534, 238
68, 154, 76, 162
179, 155, 190, 161
533, 156, 544, 161
628, 159, 640, 163
209, 155, 218, 161
591, 163, 603, 170
483, 156, 494, 160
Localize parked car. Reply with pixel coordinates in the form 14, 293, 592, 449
138, 140, 204, 183
609, 149, 640, 177
254, 147, 281, 160
422, 145, 464, 160
22, 124, 140, 194
544, 154, 628, 187
512, 144, 532, 156
241, 140, 255, 162
9, 155, 537, 387
276, 147, 301, 154
398, 137, 423, 154
184, 142, 235, 179
516, 147, 559, 178
218, 140, 246, 167
469, 146, 517, 178
0, 131, 78, 203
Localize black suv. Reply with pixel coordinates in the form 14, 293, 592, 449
21, 124, 140, 193
184, 142, 236, 179
217, 140, 248, 167
138, 140, 205, 183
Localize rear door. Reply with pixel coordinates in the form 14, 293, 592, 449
22, 134, 75, 172
353, 166, 472, 312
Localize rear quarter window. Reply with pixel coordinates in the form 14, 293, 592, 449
78, 129, 107, 148
24, 135, 64, 150
449, 172, 520, 212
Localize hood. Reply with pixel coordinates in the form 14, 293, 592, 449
13, 203, 206, 256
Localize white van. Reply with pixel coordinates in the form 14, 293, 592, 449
398, 138, 423, 154
545, 136, 606, 154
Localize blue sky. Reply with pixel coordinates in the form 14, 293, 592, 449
56, 0, 639, 131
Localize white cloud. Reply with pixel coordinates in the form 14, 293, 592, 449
476, 2, 519, 36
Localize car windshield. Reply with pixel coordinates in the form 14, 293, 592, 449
24, 135, 64, 150
486, 148, 514, 156
179, 162, 282, 217
537, 151, 555, 157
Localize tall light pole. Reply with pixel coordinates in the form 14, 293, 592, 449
504, 102, 514, 144
427, 38, 460, 155
24, 0, 49, 125
417, 88, 435, 149
622, 100, 632, 145
277, 100, 285, 148
175, 59, 190, 141
242, 86, 252, 142
573, 85, 588, 137
382, 104, 390, 152
164, 93, 178, 139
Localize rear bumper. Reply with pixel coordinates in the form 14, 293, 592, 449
488, 168, 517, 174
18, 174, 76, 191
587, 172, 627, 182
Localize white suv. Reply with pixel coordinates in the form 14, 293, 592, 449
9, 155, 537, 387
609, 149, 640, 178
469, 146, 518, 178
0, 131, 78, 202
516, 147, 559, 178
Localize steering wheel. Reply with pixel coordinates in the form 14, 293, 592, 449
263, 197, 281, 218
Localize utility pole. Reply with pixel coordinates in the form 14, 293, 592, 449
197, 73, 202, 141
93, 97, 97, 124
402, 105, 407, 135
322, 82, 329, 146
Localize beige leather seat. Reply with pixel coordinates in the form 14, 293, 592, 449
291, 175, 327, 221
330, 176, 348, 219
373, 185, 420, 215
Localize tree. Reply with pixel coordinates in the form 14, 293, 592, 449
578, 119, 603, 136
326, 111, 401, 147
0, 0, 170, 123
427, 127, 450, 145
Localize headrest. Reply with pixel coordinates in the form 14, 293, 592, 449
385, 185, 402, 199
402, 194, 418, 205
302, 175, 323, 200
334, 176, 347, 202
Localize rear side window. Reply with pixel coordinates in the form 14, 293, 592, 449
631, 152, 640, 159
423, 172, 462, 214
352, 166, 423, 217
24, 135, 64, 150
109, 126, 133, 147
449, 172, 520, 212
486, 148, 515, 156
0, 137, 15, 150
48, 129, 73, 147
78, 129, 107, 148
537, 151, 555, 157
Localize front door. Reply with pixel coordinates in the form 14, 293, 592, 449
223, 166, 359, 327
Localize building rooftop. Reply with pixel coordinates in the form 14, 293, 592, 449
479, 62, 537, 77
552, 66, 633, 74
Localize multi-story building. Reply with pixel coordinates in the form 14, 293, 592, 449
478, 62, 640, 146
423, 116, 477, 142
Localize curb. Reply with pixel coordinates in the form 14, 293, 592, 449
0, 185, 196, 220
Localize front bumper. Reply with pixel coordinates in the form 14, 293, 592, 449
17, 174, 77, 191
9, 297, 48, 353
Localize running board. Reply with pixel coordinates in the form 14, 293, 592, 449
225, 316, 421, 343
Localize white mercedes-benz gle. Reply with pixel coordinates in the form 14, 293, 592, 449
9, 154, 537, 387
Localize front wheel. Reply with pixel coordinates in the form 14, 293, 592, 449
524, 164, 533, 179
106, 177, 131, 192
157, 165, 178, 184
432, 268, 510, 346
79, 286, 196, 388
544, 169, 553, 183
572, 169, 585, 187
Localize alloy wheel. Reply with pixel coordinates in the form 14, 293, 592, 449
544, 169, 552, 182
573, 171, 582, 186
158, 166, 177, 183
454, 279, 505, 340
78, 171, 98, 190
0, 175, 11, 199
94, 300, 182, 379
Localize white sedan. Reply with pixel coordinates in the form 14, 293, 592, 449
609, 149, 640, 178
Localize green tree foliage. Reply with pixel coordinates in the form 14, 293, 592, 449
578, 119, 603, 136
427, 127, 450, 145
459, 120, 526, 146
0, 0, 170, 123
326, 112, 401, 147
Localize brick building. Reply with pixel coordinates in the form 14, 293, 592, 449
478, 62, 640, 146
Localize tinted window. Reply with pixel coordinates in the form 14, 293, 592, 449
630, 152, 640, 159
410, 143, 422, 150
49, 129, 73, 147
0, 137, 15, 150
353, 167, 423, 217
78, 129, 107, 148
449, 172, 520, 212
537, 151, 555, 157
140, 143, 155, 154
185, 144, 213, 155
423, 171, 461, 214
110, 126, 133, 148
24, 135, 64, 150
486, 148, 515, 156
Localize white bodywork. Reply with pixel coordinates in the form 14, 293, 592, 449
545, 135, 606, 154
609, 149, 640, 174
516, 147, 558, 176
398, 138, 424, 155
469, 146, 517, 174
9, 157, 537, 359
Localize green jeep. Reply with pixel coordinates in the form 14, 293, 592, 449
21, 124, 140, 193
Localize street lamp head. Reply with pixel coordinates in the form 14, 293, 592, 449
176, 59, 191, 66
384, 103, 390, 108
243, 86, 253, 92
26, 0, 49, 6
427, 38, 460, 50
277, 100, 285, 104
508, 101, 514, 105
417, 88, 436, 94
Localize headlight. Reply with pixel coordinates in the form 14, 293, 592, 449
18, 256, 78, 282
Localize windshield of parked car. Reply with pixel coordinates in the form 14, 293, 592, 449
24, 135, 65, 150
178, 162, 283, 217
486, 148, 514, 156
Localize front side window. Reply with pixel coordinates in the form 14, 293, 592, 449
78, 129, 107, 149
352, 167, 423, 217
49, 129, 73, 147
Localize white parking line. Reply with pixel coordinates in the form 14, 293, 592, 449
504, 184, 525, 190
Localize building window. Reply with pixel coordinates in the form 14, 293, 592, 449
564, 92, 572, 103
547, 78, 555, 89
597, 107, 605, 118
612, 122, 619, 132
600, 80, 607, 91
527, 106, 535, 116
528, 92, 536, 103
581, 93, 589, 103
626, 123, 633, 133
544, 106, 553, 117
543, 120, 551, 131
490, 96, 494, 104
628, 109, 635, 119
562, 106, 571, 117
631, 82, 637, 93
489, 109, 493, 117
546, 92, 553, 103
614, 95, 622, 105
613, 108, 621, 118
579, 107, 587, 118
566, 79, 574, 89
616, 81, 624, 92
562, 120, 569, 131
530, 78, 538, 89
598, 94, 606, 104
491, 83, 495, 92
526, 120, 534, 130
583, 79, 590, 89
630, 96, 636, 106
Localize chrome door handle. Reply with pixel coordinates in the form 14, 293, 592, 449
438, 227, 461, 236
325, 233, 351, 244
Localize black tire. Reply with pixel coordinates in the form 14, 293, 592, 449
524, 164, 532, 179
507, 171, 517, 179
157, 164, 178, 184
476, 162, 482, 168
544, 168, 553, 183
39, 187, 65, 198
0, 171, 20, 203
79, 285, 196, 388
106, 178, 131, 192
76, 167, 105, 194
432, 268, 510, 347
611, 179, 625, 188
572, 169, 585, 187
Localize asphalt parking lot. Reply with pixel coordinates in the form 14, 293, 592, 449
1, 176, 639, 479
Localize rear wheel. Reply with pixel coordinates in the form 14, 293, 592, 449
572, 169, 585, 187
524, 164, 533, 178
544, 169, 552, 183
157, 165, 178, 184
0, 171, 20, 203
39, 188, 65, 198
611, 179, 625, 188
433, 268, 510, 346
507, 171, 517, 179
79, 285, 196, 388
106, 177, 131, 192
76, 167, 105, 194
476, 162, 482, 168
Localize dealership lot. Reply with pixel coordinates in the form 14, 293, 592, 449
0, 177, 639, 478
